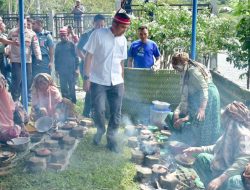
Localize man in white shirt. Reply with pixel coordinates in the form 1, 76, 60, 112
83, 11, 130, 153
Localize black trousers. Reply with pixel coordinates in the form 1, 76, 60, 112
90, 82, 124, 146
59, 72, 76, 104
11, 62, 32, 101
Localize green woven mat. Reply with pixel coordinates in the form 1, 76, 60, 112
122, 69, 250, 121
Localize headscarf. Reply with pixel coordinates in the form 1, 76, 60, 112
210, 102, 250, 176
223, 101, 250, 128
31, 73, 62, 116
0, 74, 15, 129
32, 73, 56, 91
171, 52, 210, 81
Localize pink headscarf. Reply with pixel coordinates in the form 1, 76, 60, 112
31, 73, 62, 116
0, 74, 15, 129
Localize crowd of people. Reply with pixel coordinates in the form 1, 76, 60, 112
0, 3, 250, 189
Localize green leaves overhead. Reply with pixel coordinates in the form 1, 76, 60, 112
127, 3, 235, 56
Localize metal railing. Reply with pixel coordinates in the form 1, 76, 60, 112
53, 13, 112, 38
0, 2, 211, 38
1, 13, 49, 31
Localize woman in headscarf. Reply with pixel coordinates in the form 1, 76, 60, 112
30, 73, 62, 120
0, 74, 21, 142
166, 52, 221, 146
183, 101, 250, 190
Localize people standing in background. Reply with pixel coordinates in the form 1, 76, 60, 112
128, 25, 160, 70
8, 18, 42, 101
121, 0, 133, 14
55, 28, 78, 104
115, 0, 122, 11
144, 0, 157, 20
71, 0, 85, 34
83, 11, 130, 153
77, 14, 105, 117
67, 25, 79, 45
26, 16, 33, 30
0, 22, 13, 86
32, 18, 54, 77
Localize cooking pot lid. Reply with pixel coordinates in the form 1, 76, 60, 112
35, 116, 53, 133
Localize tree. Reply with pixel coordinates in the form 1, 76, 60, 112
226, 0, 250, 89
126, 2, 235, 68
0, 0, 116, 14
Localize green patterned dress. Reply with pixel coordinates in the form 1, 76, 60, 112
167, 63, 221, 146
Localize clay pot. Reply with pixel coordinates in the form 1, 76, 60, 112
127, 137, 138, 148
51, 132, 64, 140
62, 136, 76, 148
131, 149, 144, 165
61, 121, 77, 130
140, 140, 159, 155
79, 118, 93, 126
159, 173, 178, 190
152, 164, 168, 176
30, 133, 43, 143
70, 127, 85, 138
0, 151, 16, 167
27, 157, 46, 172
144, 154, 160, 168
50, 150, 67, 163
35, 148, 51, 157
174, 154, 195, 167
168, 141, 189, 155
44, 140, 59, 149
136, 165, 152, 182
7, 137, 30, 152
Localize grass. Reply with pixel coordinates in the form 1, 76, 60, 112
0, 101, 139, 190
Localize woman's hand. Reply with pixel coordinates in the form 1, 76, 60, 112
173, 115, 189, 128
207, 174, 228, 190
197, 108, 205, 121
183, 147, 203, 155
173, 112, 180, 123
40, 107, 48, 116
174, 118, 185, 128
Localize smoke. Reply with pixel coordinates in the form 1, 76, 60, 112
121, 114, 133, 126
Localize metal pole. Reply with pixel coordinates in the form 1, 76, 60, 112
19, 0, 28, 111
191, 0, 198, 60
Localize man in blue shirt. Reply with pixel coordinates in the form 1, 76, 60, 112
32, 19, 54, 77
128, 25, 160, 69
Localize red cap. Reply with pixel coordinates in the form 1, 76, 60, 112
113, 10, 131, 25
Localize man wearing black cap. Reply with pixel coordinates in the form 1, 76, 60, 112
83, 10, 130, 153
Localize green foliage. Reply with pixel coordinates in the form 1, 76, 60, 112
0, 0, 116, 14
226, 0, 250, 88
126, 3, 235, 57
